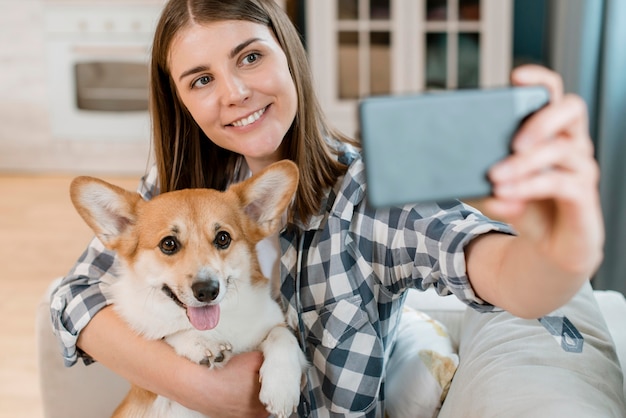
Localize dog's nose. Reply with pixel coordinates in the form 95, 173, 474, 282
192, 279, 220, 302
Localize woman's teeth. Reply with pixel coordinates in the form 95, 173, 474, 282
232, 108, 266, 127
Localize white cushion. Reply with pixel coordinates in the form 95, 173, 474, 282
386, 306, 459, 418
404, 289, 466, 351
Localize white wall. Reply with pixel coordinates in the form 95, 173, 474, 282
0, 0, 150, 175
0, 0, 50, 169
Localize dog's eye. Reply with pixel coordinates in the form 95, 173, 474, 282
214, 231, 231, 249
159, 236, 180, 255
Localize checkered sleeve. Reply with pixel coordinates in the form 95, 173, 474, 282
436, 203, 513, 310
49, 165, 159, 367
396, 200, 515, 311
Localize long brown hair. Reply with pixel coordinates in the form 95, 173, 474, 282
150, 0, 357, 223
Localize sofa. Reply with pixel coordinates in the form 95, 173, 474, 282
37, 279, 626, 417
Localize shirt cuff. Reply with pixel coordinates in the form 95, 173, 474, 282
50, 279, 110, 367
440, 213, 514, 311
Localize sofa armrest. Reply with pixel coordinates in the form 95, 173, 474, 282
36, 279, 129, 418
406, 286, 626, 382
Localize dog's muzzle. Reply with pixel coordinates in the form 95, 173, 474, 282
161, 283, 222, 331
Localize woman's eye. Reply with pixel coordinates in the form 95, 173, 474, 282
214, 231, 231, 249
242, 52, 260, 66
159, 236, 180, 255
192, 75, 212, 89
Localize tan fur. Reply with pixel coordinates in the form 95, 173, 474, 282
112, 386, 158, 418
70, 160, 307, 418
418, 349, 458, 403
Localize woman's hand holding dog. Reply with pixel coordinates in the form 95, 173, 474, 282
192, 351, 271, 418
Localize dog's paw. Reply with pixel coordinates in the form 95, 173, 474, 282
199, 343, 233, 368
258, 364, 301, 417
259, 387, 299, 418
165, 332, 233, 367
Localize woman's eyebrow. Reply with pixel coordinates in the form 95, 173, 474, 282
179, 65, 210, 82
229, 37, 262, 59
177, 37, 263, 82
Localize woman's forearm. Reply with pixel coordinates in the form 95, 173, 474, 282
466, 233, 589, 319
77, 305, 200, 406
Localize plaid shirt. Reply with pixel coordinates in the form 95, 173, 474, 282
50, 148, 515, 417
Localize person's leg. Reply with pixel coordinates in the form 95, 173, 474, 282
438, 282, 626, 418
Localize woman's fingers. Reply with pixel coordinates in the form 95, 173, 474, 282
511, 64, 564, 102
492, 163, 597, 203
491, 134, 597, 180
490, 89, 595, 196
509, 65, 590, 157
490, 141, 599, 207
512, 94, 591, 153
485, 72, 598, 215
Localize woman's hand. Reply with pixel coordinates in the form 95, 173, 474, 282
483, 65, 604, 277
188, 351, 271, 418
466, 65, 604, 317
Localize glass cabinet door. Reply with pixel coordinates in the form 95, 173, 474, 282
306, 0, 512, 136
337, 0, 392, 99
425, 0, 482, 89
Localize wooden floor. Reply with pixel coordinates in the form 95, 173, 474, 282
0, 173, 138, 418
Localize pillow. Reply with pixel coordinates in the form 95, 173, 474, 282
385, 306, 459, 418
438, 282, 626, 418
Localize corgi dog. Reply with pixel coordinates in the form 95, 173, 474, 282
70, 160, 307, 418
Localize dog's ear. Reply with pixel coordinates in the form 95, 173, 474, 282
70, 176, 142, 248
232, 160, 299, 237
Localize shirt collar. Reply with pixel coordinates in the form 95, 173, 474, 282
294, 151, 366, 231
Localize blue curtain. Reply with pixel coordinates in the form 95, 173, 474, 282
548, 0, 626, 294
594, 0, 626, 294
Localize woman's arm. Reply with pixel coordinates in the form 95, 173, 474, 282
79, 305, 270, 418
466, 65, 604, 318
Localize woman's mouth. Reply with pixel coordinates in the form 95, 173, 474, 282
230, 106, 267, 127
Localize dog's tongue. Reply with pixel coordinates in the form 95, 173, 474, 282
187, 305, 220, 330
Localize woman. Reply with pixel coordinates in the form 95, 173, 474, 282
51, 0, 606, 416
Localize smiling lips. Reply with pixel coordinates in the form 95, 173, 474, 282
230, 106, 266, 127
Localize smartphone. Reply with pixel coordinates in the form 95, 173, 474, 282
358, 85, 550, 208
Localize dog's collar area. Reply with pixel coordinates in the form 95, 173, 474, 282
161, 284, 185, 309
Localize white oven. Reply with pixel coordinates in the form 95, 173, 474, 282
43, 1, 165, 141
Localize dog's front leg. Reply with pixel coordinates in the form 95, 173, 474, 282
259, 325, 307, 418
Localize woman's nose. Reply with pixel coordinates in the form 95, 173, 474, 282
220, 74, 250, 105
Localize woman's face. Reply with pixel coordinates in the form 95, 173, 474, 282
169, 20, 298, 174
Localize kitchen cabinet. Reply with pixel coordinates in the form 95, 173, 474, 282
306, 0, 513, 136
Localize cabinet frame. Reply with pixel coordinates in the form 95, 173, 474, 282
306, 0, 513, 136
